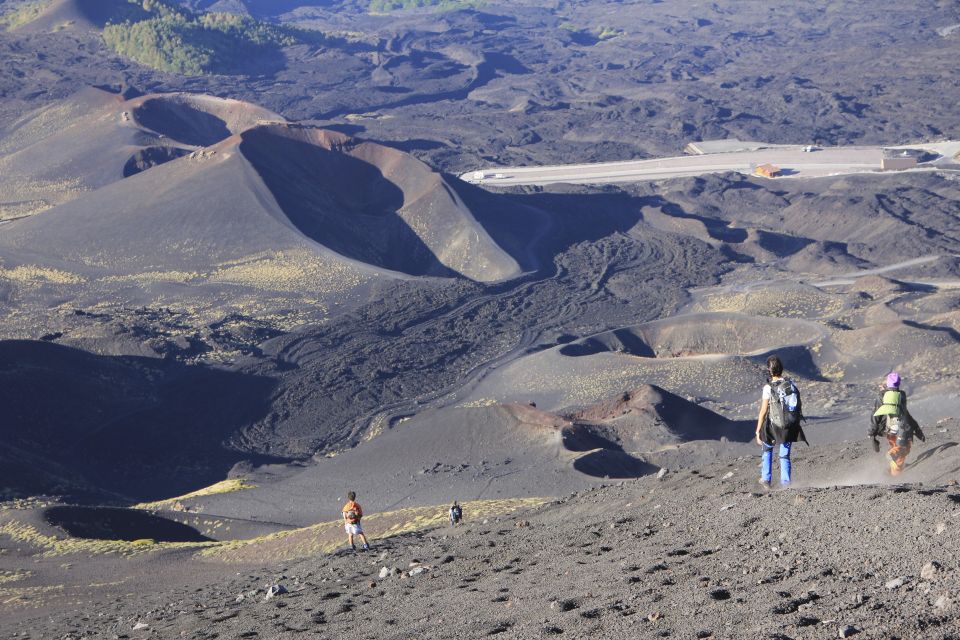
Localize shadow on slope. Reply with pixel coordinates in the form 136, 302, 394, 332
13, 0, 148, 32
45, 506, 213, 542
134, 99, 231, 147
566, 385, 753, 452
0, 340, 279, 502
239, 126, 456, 278
239, 125, 537, 281
131, 94, 282, 147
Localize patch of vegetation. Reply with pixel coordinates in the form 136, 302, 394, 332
0, 0, 50, 31
0, 517, 214, 558
102, 0, 325, 75
0, 569, 32, 585
201, 497, 548, 563
369, 0, 484, 13
596, 26, 624, 41
133, 477, 257, 511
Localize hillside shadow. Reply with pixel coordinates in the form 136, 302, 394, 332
0, 340, 280, 503
45, 506, 213, 542
444, 177, 549, 274
134, 99, 232, 147
563, 422, 657, 478
240, 130, 458, 277
573, 450, 658, 478
74, 0, 150, 27
510, 190, 681, 247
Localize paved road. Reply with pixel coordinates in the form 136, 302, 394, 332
461, 141, 960, 187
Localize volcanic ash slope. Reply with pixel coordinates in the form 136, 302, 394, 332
0, 90, 544, 319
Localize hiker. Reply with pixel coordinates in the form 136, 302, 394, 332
342, 490, 370, 551
755, 354, 807, 488
449, 501, 463, 526
869, 372, 925, 476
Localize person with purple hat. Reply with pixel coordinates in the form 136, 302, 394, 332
869, 372, 925, 476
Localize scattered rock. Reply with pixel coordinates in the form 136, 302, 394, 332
212, 611, 239, 623
379, 567, 391, 579
132, 622, 149, 631
647, 612, 662, 621
708, 588, 731, 601
264, 584, 288, 600
409, 566, 430, 577
657, 468, 669, 479
936, 522, 947, 535
885, 577, 905, 590
934, 595, 952, 610
235, 594, 245, 603
722, 471, 734, 480
550, 599, 579, 612
920, 561, 940, 581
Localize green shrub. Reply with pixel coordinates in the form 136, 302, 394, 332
102, 0, 325, 75
0, 1, 51, 31
596, 26, 623, 41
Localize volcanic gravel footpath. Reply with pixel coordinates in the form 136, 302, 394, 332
10, 442, 960, 640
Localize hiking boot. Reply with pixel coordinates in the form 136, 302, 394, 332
759, 479, 772, 490
362, 544, 370, 551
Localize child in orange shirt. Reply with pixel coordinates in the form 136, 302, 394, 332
342, 490, 370, 551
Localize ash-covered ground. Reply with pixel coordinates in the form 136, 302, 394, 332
0, 0, 959, 635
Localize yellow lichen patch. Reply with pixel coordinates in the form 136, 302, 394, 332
0, 265, 84, 285
0, 583, 65, 609
695, 288, 842, 319
0, 570, 31, 585
0, 519, 215, 558
0, 200, 51, 220
133, 478, 257, 511
199, 497, 548, 564
819, 362, 845, 382
100, 270, 203, 284
458, 398, 499, 408
209, 249, 370, 295
0, 175, 90, 208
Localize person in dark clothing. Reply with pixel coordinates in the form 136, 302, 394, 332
869, 372, 925, 476
449, 501, 463, 526
755, 354, 808, 488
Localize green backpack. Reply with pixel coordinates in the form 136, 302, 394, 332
873, 390, 905, 435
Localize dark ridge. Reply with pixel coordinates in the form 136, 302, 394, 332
123, 146, 190, 177
238, 127, 458, 277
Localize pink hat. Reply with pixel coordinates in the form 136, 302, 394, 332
886, 372, 901, 388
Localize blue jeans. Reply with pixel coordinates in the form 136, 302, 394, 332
761, 443, 792, 485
